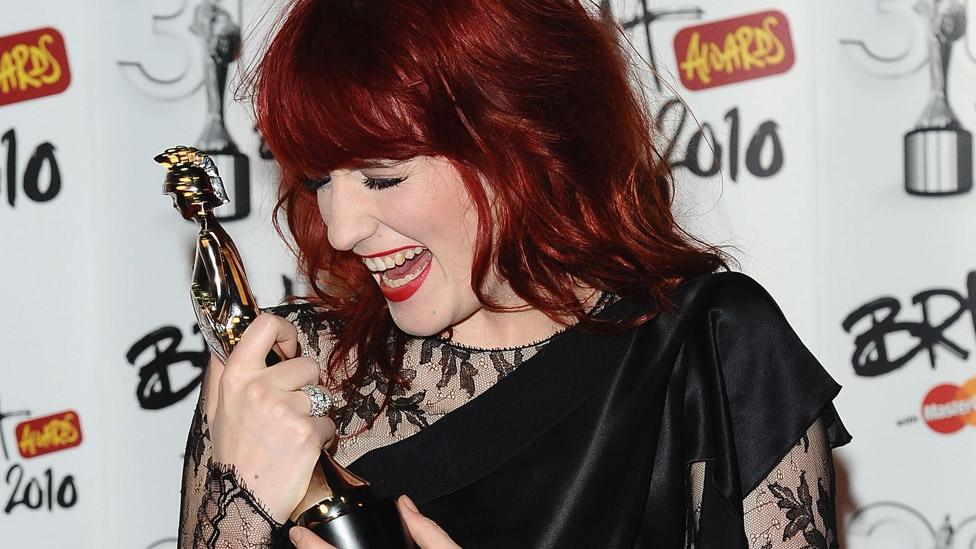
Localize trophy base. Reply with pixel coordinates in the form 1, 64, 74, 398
904, 127, 973, 196
295, 496, 416, 549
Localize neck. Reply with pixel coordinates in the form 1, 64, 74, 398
443, 286, 602, 350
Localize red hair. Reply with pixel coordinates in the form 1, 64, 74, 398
253, 0, 731, 395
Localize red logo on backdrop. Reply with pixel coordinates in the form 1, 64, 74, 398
15, 410, 83, 458
921, 378, 976, 434
674, 10, 794, 91
0, 27, 71, 107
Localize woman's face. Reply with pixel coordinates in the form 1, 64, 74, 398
316, 156, 506, 338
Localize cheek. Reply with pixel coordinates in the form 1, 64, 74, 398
431, 199, 478, 267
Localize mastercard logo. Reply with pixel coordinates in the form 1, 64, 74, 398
921, 378, 976, 434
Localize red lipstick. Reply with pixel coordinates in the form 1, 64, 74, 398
379, 251, 432, 303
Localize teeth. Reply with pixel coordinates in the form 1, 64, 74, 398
361, 247, 427, 273
381, 256, 429, 288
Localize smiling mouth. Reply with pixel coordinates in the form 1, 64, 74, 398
379, 249, 432, 288
362, 246, 425, 271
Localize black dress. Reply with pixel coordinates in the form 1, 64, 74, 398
346, 272, 850, 548
178, 271, 850, 548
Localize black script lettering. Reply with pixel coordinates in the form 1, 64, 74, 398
745, 120, 783, 177
3, 463, 77, 514
842, 271, 976, 376
125, 325, 209, 410
685, 122, 722, 178
1, 128, 61, 207
654, 103, 784, 182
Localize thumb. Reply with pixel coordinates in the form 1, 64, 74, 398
227, 314, 299, 370
288, 526, 338, 549
397, 495, 461, 549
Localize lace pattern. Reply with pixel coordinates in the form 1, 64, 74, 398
330, 334, 553, 464
178, 296, 839, 548
197, 460, 282, 548
742, 418, 837, 549
178, 382, 283, 548
288, 294, 617, 465
685, 419, 837, 549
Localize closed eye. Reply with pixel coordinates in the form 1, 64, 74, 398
302, 175, 407, 192
303, 175, 332, 191
363, 177, 406, 190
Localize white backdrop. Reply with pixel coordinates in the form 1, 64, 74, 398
2, 1, 974, 547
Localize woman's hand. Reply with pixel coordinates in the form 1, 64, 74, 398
288, 495, 460, 549
206, 314, 336, 523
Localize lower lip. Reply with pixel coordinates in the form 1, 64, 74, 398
379, 253, 433, 303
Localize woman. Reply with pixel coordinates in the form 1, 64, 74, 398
178, 0, 851, 547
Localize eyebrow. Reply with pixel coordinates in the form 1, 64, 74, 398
358, 159, 405, 169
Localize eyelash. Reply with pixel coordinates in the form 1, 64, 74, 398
302, 176, 406, 192
364, 176, 406, 190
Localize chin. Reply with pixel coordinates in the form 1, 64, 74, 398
388, 308, 451, 338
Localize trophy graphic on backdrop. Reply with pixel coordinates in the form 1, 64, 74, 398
190, 0, 252, 219
155, 146, 415, 548
904, 0, 973, 195
842, 0, 975, 196
847, 502, 976, 548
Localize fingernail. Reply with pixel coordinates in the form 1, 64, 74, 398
289, 527, 303, 543
400, 494, 419, 512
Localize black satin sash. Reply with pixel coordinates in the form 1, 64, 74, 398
348, 272, 851, 548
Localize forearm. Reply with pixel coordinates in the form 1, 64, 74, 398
178, 371, 283, 548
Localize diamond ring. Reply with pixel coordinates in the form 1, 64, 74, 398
299, 384, 333, 418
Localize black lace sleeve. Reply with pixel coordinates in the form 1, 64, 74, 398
178, 373, 284, 548
742, 418, 838, 549
178, 303, 332, 548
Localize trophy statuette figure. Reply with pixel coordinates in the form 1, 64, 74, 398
156, 145, 415, 548
190, 0, 251, 220
904, 0, 973, 195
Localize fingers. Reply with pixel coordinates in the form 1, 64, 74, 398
289, 526, 338, 549
266, 357, 321, 391
397, 495, 461, 549
228, 314, 300, 370
286, 391, 337, 447
288, 497, 459, 549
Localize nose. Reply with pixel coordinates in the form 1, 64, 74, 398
318, 175, 377, 252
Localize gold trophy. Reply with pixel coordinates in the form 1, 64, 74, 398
156, 146, 415, 548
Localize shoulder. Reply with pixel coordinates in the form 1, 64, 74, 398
670, 271, 819, 379
666, 272, 848, 492
669, 271, 799, 345
674, 271, 781, 317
